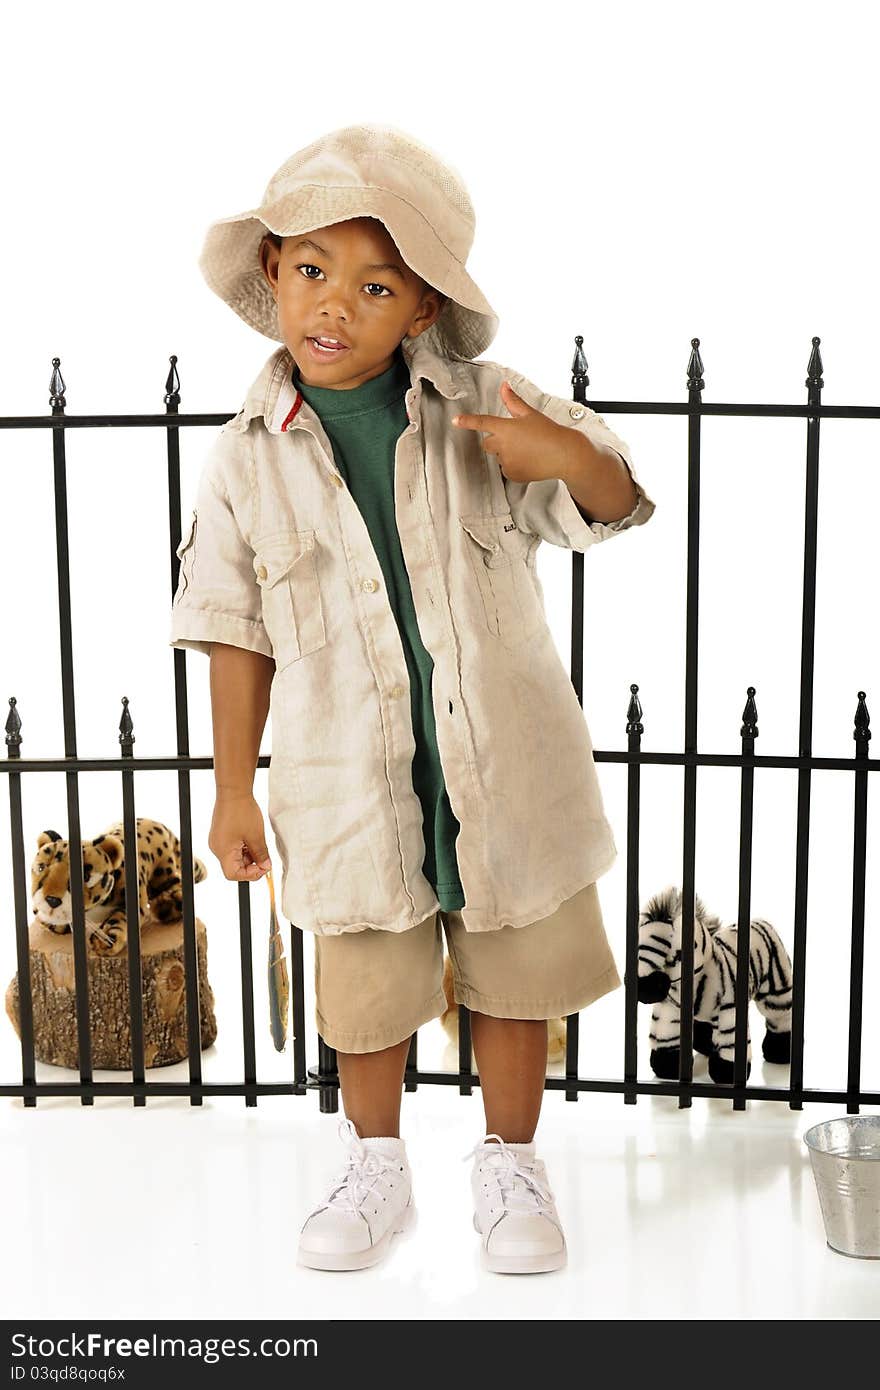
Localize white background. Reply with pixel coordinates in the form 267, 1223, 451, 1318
1, 0, 879, 1321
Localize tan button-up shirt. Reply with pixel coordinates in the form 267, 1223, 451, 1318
169, 335, 656, 936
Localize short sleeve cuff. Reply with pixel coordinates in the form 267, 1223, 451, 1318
169, 608, 275, 659
568, 449, 656, 542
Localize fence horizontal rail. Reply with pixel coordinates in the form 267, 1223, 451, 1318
3, 749, 878, 775
6, 401, 880, 430
1, 1077, 878, 1105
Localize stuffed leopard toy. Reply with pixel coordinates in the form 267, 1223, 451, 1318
30, 817, 207, 956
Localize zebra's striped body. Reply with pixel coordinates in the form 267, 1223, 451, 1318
636, 885, 793, 1083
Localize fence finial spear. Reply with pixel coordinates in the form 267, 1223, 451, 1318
164, 355, 181, 408
571, 335, 589, 395
5, 695, 22, 751
49, 357, 66, 411
118, 695, 135, 749
854, 691, 871, 749
686, 337, 704, 392
806, 336, 823, 390
741, 686, 759, 740
626, 682, 643, 735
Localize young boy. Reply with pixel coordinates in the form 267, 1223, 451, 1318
169, 124, 655, 1275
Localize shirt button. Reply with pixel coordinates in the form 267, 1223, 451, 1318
330, 474, 344, 488
257, 564, 268, 579
361, 578, 380, 593
389, 685, 405, 699
569, 404, 586, 420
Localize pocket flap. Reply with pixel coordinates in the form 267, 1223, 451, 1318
459, 513, 502, 555
253, 530, 316, 587
459, 511, 527, 567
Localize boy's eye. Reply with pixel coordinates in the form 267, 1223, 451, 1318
294, 264, 391, 297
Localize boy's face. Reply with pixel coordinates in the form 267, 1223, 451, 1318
258, 217, 446, 390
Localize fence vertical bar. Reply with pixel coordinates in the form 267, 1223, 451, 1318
50, 359, 94, 1101
678, 339, 705, 1109
623, 684, 644, 1104
166, 355, 205, 1103
6, 699, 37, 1106
458, 1004, 474, 1096
562, 335, 592, 1102
567, 335, 588, 709
404, 1030, 418, 1093
291, 924, 307, 1093
119, 698, 147, 1105
314, 1036, 340, 1113
846, 691, 870, 1113
788, 338, 823, 1109
237, 879, 258, 1107
732, 688, 758, 1109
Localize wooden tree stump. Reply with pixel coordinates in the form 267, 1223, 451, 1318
5, 916, 217, 1069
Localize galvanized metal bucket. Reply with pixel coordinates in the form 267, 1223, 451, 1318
803, 1116, 880, 1258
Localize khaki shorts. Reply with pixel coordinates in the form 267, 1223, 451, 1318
313, 880, 622, 1054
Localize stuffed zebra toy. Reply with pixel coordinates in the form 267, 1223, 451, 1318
635, 885, 793, 1084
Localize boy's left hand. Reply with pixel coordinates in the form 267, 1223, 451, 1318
452, 380, 578, 485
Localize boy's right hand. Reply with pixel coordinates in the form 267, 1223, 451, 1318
208, 792, 273, 881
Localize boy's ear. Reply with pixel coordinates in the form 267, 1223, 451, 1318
258, 233, 279, 288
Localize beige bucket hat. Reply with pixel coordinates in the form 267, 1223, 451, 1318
198, 123, 499, 361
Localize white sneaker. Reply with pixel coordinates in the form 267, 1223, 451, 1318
297, 1117, 415, 1271
464, 1133, 567, 1273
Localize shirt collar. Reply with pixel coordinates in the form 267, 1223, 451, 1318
231, 335, 467, 435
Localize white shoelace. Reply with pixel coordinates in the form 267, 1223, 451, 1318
324, 1117, 404, 1216
461, 1132, 555, 1214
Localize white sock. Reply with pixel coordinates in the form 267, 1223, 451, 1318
359, 1135, 407, 1157
481, 1138, 536, 1155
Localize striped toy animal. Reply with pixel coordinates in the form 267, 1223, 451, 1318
635, 885, 793, 1084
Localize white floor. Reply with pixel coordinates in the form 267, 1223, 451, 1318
3, 1018, 879, 1321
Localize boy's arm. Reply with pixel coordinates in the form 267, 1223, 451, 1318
207, 642, 277, 882
209, 643, 275, 796
496, 369, 656, 553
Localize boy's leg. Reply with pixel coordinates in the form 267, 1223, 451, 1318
469, 1015, 548, 1143
298, 916, 447, 1271
336, 1035, 412, 1139
313, 913, 447, 1136
446, 881, 622, 1141
449, 885, 621, 1272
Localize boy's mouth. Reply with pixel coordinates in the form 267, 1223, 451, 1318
306, 336, 350, 359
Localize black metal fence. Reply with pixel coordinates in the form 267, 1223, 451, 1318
2, 335, 875, 1114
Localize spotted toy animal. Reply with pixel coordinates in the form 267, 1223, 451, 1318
635, 884, 793, 1084
30, 818, 207, 956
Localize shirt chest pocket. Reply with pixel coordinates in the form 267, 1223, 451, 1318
253, 530, 326, 672
458, 511, 543, 649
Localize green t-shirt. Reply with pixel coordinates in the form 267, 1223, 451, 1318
293, 347, 466, 911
